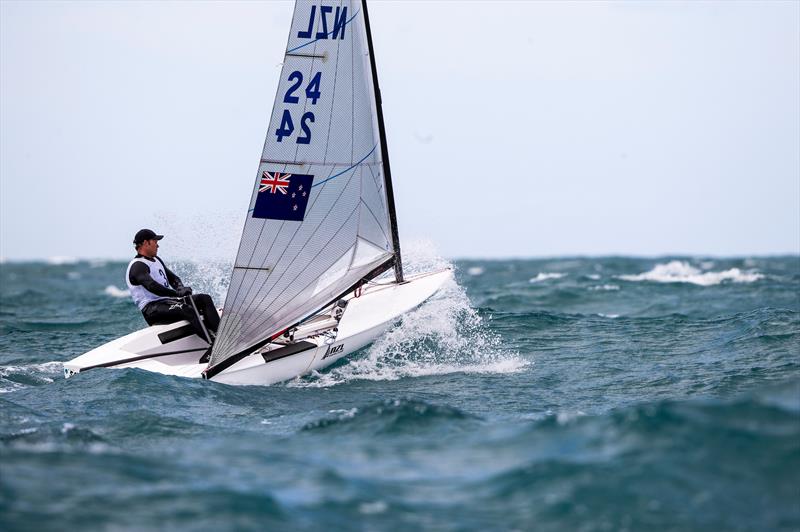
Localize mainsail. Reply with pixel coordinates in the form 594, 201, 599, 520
206, 0, 400, 375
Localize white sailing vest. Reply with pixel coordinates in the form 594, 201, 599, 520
125, 257, 173, 310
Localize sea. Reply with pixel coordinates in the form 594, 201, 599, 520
1, 252, 798, 531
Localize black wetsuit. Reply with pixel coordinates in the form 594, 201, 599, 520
128, 255, 221, 338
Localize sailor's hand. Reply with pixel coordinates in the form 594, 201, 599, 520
176, 286, 193, 297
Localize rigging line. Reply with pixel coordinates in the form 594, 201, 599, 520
309, 143, 377, 190
286, 8, 359, 54
360, 198, 390, 246
218, 169, 363, 357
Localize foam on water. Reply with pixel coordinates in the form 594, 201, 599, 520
618, 260, 763, 286
588, 284, 620, 291
529, 272, 567, 283
0, 361, 63, 393
103, 285, 130, 298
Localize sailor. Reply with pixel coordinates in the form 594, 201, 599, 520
126, 229, 221, 341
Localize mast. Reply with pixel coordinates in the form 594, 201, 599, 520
361, 0, 404, 283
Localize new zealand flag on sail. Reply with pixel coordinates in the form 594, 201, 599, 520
252, 171, 314, 222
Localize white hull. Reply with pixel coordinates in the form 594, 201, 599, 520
64, 269, 451, 386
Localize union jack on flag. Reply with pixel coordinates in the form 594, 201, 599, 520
252, 171, 314, 222
260, 171, 291, 194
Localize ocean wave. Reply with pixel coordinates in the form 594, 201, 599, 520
0, 361, 63, 393
529, 272, 567, 283
302, 398, 478, 433
458, 381, 800, 530
617, 260, 763, 286
1, 422, 111, 454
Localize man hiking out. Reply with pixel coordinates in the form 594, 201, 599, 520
126, 228, 220, 342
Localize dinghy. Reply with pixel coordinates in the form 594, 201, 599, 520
64, 0, 451, 385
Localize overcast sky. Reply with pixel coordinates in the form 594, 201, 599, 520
1, 0, 798, 261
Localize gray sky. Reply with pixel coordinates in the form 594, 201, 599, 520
2, 0, 798, 261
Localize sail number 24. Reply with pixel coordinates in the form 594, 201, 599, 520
275, 71, 323, 144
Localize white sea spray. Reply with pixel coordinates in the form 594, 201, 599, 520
529, 272, 567, 283
104, 285, 130, 298
289, 242, 528, 388
617, 260, 763, 286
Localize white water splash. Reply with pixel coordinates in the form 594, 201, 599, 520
617, 261, 763, 286
529, 272, 567, 283
467, 266, 485, 276
0, 361, 63, 393
588, 284, 620, 291
104, 285, 130, 298
290, 243, 527, 388
173, 260, 232, 304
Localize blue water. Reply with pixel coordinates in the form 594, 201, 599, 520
1, 256, 799, 531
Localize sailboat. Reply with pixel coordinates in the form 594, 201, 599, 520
63, 0, 451, 386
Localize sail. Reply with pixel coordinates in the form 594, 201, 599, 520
208, 0, 396, 370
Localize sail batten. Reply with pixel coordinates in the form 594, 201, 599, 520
207, 0, 398, 371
